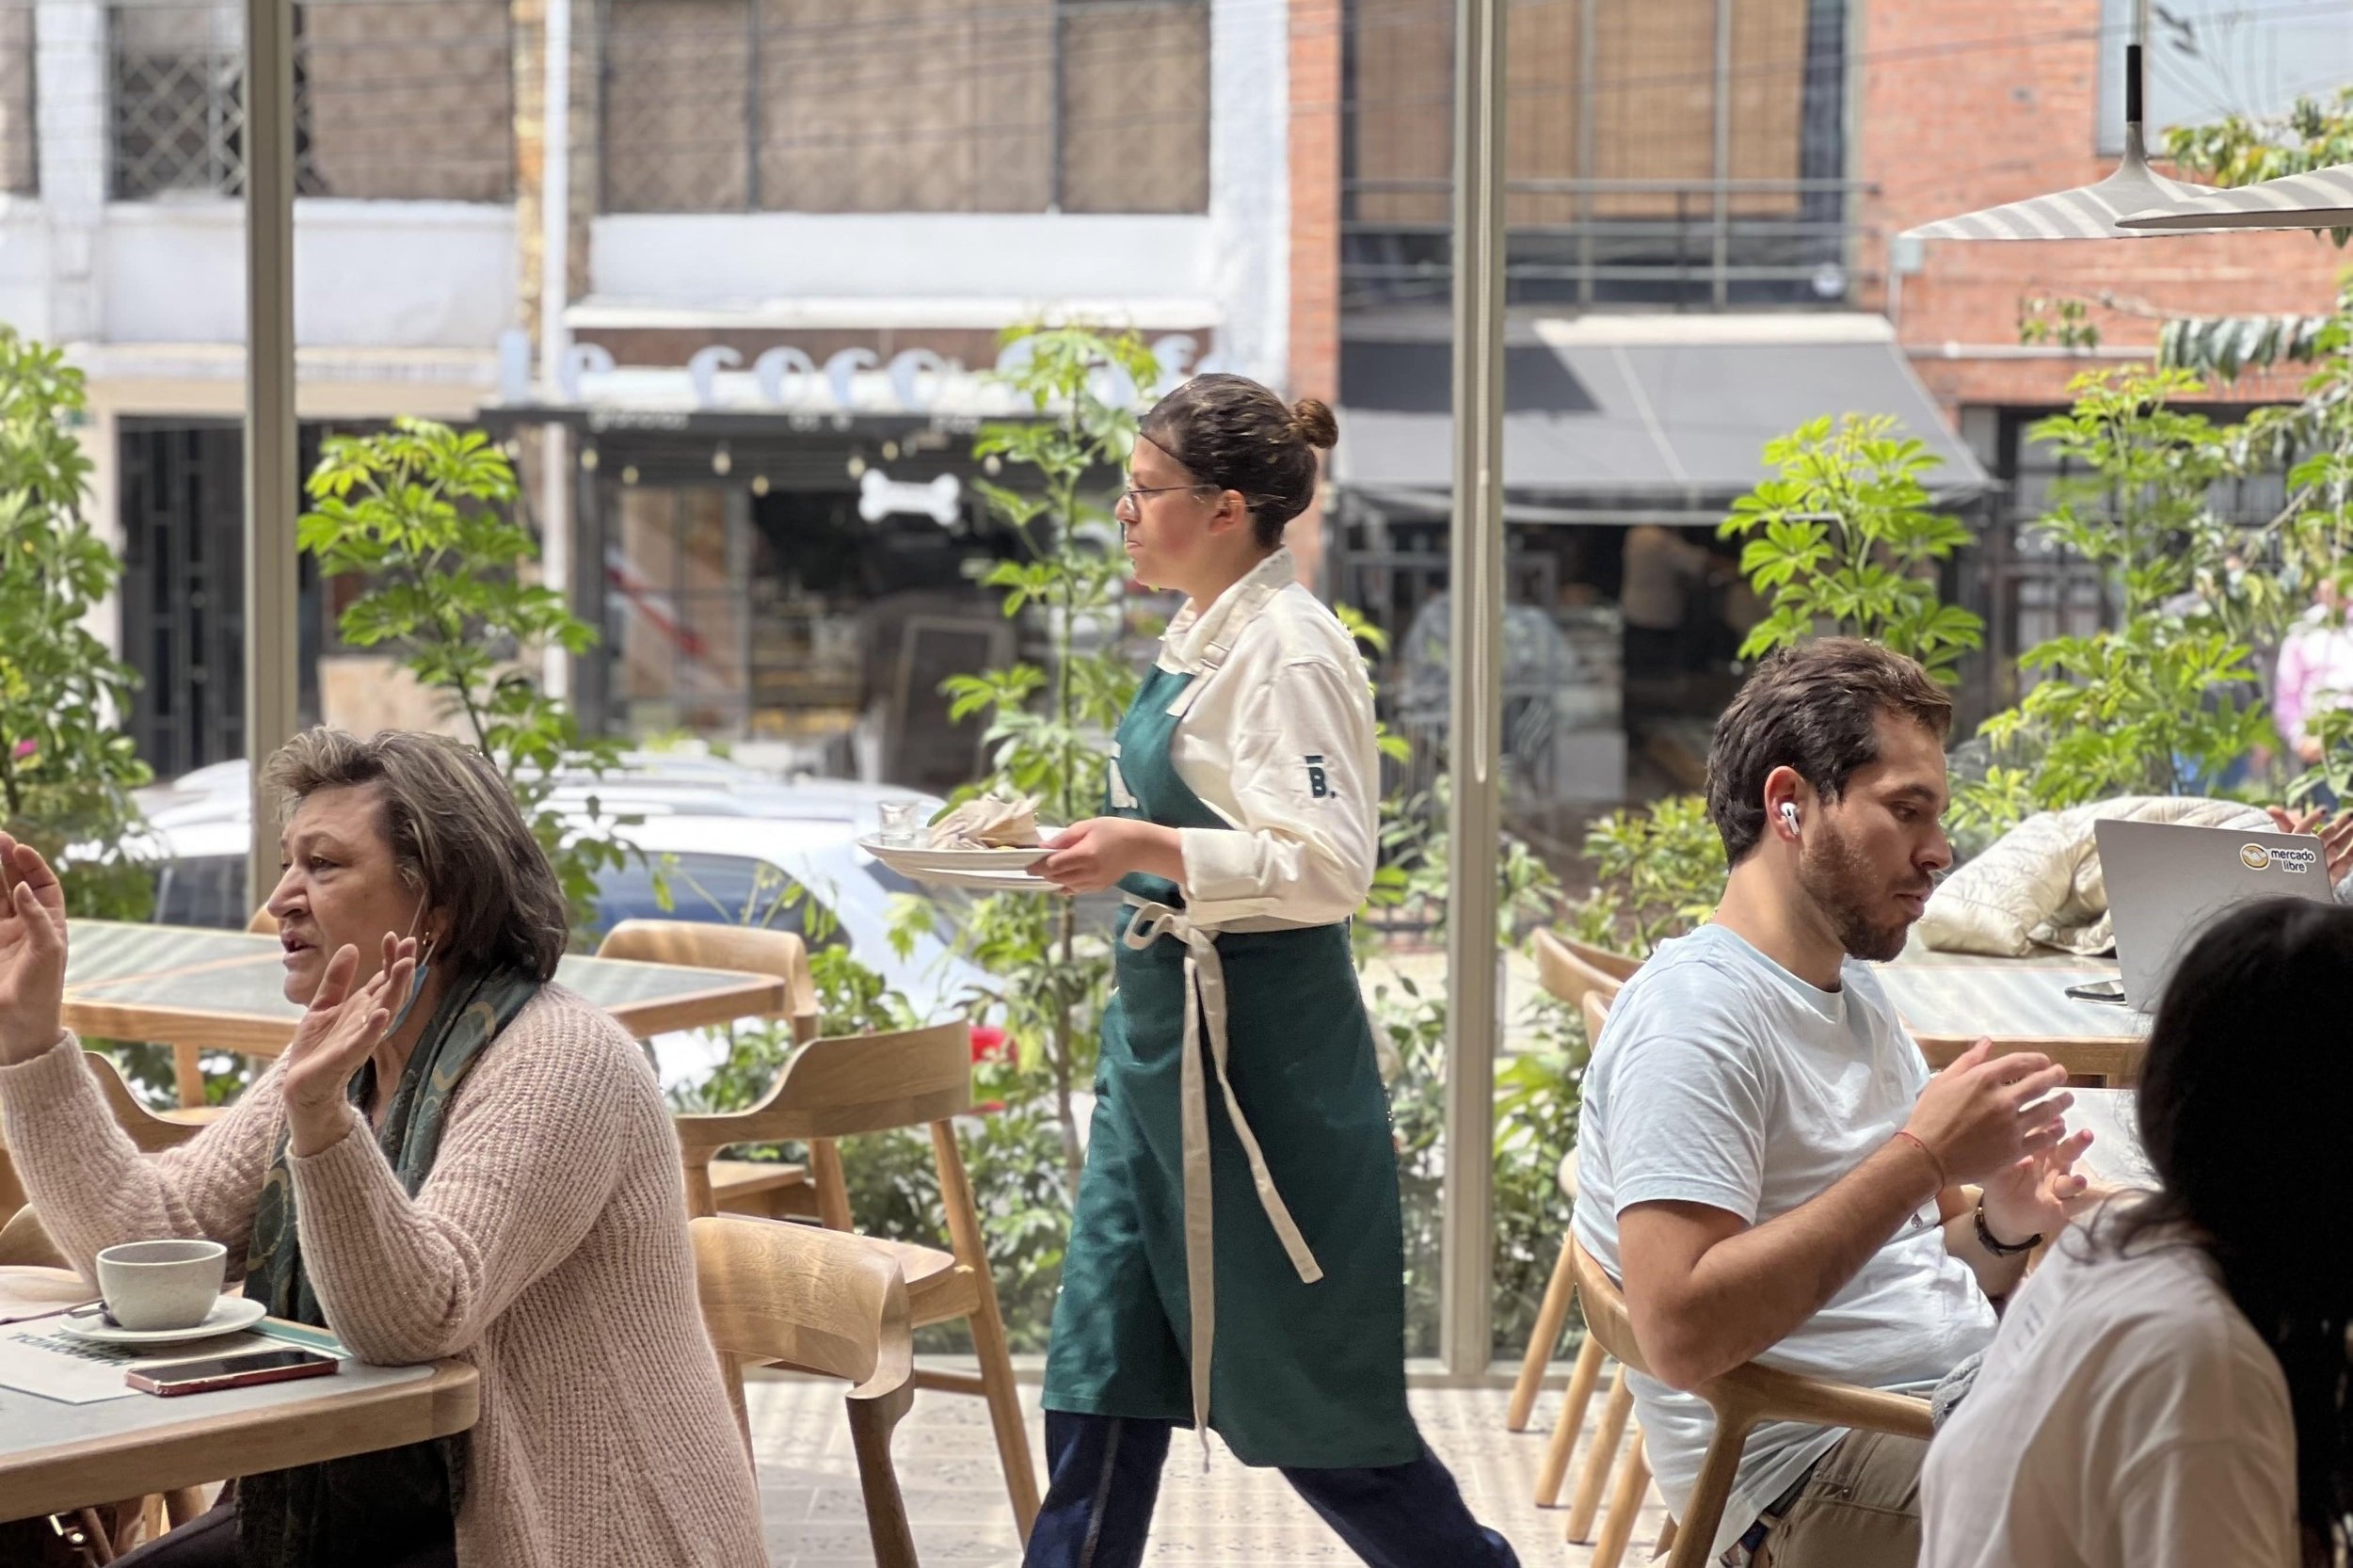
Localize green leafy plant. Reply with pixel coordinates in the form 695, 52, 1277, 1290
297, 417, 631, 928
1568, 794, 1726, 956
939, 324, 1166, 1199
1967, 369, 2284, 811
1719, 414, 1984, 681
0, 328, 153, 920
2019, 296, 2104, 352
1376, 968, 1590, 1355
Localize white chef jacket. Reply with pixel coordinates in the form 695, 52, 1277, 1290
1145, 548, 1381, 931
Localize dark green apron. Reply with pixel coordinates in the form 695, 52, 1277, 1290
1041, 661, 1417, 1469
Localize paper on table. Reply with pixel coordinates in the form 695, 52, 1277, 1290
0, 1320, 277, 1404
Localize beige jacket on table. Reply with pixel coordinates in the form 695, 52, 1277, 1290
0, 985, 768, 1568
1918, 795, 2279, 957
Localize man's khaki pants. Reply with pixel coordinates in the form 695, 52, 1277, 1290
1752, 1430, 1928, 1568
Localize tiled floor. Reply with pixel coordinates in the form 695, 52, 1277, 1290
746, 1369, 1667, 1567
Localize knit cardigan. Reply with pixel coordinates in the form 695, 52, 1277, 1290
0, 986, 769, 1568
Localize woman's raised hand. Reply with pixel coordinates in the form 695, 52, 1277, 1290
0, 835, 70, 1067
280, 933, 416, 1148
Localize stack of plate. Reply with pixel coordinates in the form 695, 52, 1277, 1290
857, 833, 1060, 892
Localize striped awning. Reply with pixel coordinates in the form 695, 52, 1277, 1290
2117, 162, 2353, 232
1900, 125, 2215, 242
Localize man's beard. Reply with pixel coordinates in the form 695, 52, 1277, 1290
1798, 818, 1917, 963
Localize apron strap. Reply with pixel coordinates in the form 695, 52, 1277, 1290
1120, 898, 1325, 1456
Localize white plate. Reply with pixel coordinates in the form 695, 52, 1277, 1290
56, 1294, 267, 1347
896, 865, 1059, 893
857, 832, 1060, 876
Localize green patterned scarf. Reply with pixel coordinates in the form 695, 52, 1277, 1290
237, 963, 542, 1568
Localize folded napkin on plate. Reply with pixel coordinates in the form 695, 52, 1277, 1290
928, 794, 1043, 850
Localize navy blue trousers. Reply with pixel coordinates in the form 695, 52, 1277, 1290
1022, 1412, 1522, 1568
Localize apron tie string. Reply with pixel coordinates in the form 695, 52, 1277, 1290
1120, 897, 1324, 1459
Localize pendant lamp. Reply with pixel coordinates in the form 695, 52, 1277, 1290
1898, 43, 2217, 241
2115, 163, 2353, 232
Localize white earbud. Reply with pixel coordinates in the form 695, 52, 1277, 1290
1779, 801, 1801, 836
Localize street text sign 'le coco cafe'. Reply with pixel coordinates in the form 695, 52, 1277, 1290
494, 328, 1233, 434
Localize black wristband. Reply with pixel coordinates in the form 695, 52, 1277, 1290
1974, 1192, 2041, 1257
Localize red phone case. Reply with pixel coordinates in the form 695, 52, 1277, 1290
126, 1354, 340, 1398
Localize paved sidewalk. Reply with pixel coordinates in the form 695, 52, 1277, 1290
746, 1372, 1666, 1567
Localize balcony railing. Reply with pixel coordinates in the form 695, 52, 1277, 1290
1342, 176, 1871, 312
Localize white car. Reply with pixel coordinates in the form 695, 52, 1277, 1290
113, 757, 995, 1092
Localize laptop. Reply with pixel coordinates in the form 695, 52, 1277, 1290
2093, 819, 2335, 1012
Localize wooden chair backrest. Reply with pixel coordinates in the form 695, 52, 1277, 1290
598, 919, 822, 1045
691, 1214, 914, 1400
0, 1055, 198, 1268
84, 1052, 203, 1155
248, 906, 280, 936
1569, 1236, 1647, 1375
1561, 936, 1642, 983
675, 1021, 971, 1160
1580, 990, 1611, 1047
1533, 930, 1625, 1012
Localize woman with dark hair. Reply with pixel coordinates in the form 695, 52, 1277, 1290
1019, 375, 1517, 1567
0, 729, 765, 1568
1920, 895, 2353, 1568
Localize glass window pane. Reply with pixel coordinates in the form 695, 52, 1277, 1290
0, 7, 33, 196
602, 0, 752, 212
1060, 1, 1209, 215
754, 0, 1051, 213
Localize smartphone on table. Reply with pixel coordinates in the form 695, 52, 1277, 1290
126, 1347, 340, 1397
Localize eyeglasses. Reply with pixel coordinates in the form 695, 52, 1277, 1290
1115, 482, 1212, 513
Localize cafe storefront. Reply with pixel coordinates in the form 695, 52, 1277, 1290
485, 330, 1223, 793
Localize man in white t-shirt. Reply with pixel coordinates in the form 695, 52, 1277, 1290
1571, 638, 2095, 1567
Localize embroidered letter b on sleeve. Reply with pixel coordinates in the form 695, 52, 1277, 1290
1304, 755, 1331, 800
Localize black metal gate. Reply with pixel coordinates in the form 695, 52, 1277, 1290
117, 419, 322, 780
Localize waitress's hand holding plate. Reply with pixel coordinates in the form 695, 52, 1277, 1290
1031, 819, 1184, 895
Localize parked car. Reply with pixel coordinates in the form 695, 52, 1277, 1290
109, 757, 994, 1092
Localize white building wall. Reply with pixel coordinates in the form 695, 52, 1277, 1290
588, 212, 1217, 318
1207, 0, 1289, 389
97, 200, 518, 348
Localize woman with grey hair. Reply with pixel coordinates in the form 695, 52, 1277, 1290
0, 728, 767, 1568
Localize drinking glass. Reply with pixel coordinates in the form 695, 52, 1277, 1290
877, 800, 923, 846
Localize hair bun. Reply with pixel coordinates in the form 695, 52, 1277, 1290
1289, 397, 1339, 452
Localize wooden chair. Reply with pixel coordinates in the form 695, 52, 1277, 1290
1561, 936, 1642, 984
0, 1053, 207, 1268
1519, 993, 1618, 1517
691, 1215, 920, 1568
1570, 1239, 1934, 1568
599, 920, 826, 1218
1532, 930, 1627, 1014
675, 1021, 1041, 1541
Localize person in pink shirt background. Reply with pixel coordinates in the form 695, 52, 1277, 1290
2275, 580, 2353, 771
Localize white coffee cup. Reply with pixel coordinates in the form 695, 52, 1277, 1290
94, 1240, 228, 1333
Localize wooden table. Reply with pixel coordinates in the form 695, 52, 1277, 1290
1, 1356, 478, 1523
1875, 947, 2150, 1084
63, 920, 789, 1107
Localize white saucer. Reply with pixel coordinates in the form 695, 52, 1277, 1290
56, 1295, 267, 1346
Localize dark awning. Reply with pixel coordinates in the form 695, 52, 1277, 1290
1332, 315, 1991, 518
